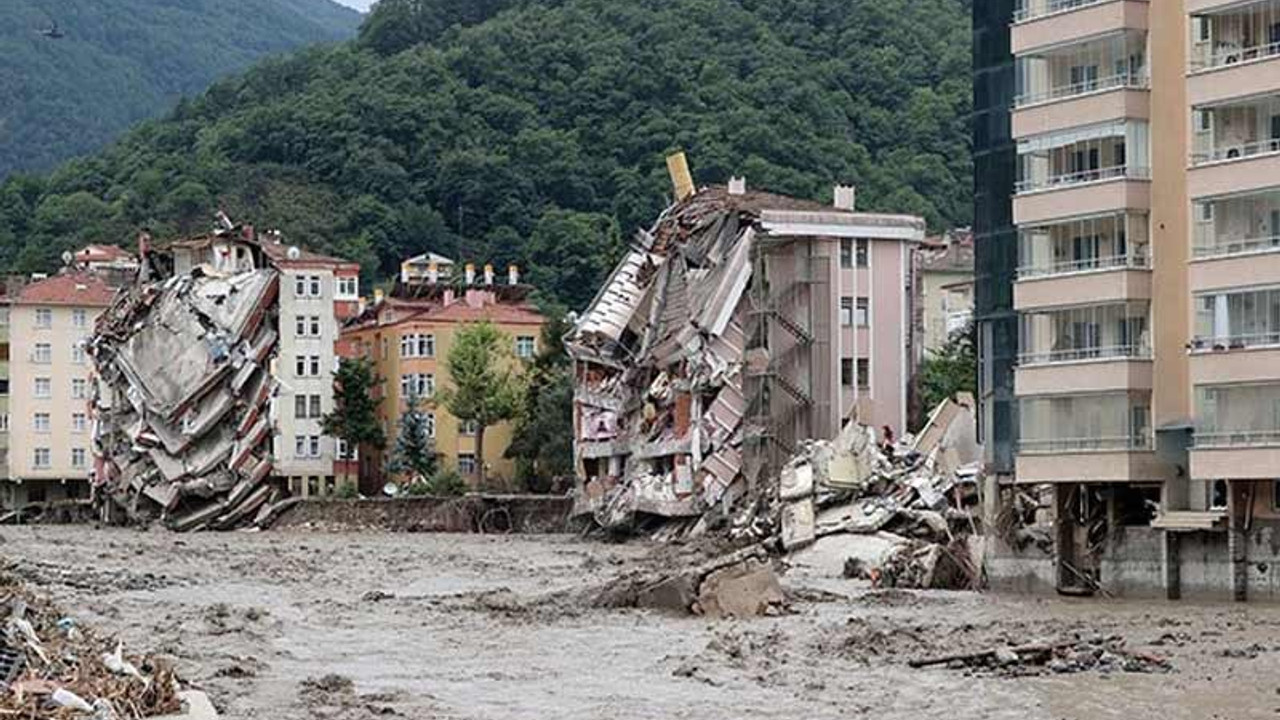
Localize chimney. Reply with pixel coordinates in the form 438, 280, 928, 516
666, 152, 695, 201
464, 263, 476, 285
483, 263, 494, 285
728, 176, 746, 195
374, 288, 384, 305
833, 185, 856, 211
242, 224, 255, 241
508, 264, 520, 286
427, 261, 439, 284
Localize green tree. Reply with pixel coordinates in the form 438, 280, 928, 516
507, 314, 575, 491
524, 210, 624, 311
916, 320, 977, 422
438, 322, 521, 488
322, 357, 387, 489
389, 391, 438, 482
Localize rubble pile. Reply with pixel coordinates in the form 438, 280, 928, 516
585, 544, 787, 618
89, 224, 285, 531
0, 570, 181, 718
910, 635, 1171, 676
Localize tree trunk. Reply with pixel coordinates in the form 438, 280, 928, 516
476, 424, 486, 489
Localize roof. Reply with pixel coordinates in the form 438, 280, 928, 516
76, 244, 135, 263
403, 252, 456, 266
344, 293, 546, 334
257, 239, 356, 270
919, 242, 974, 273
16, 272, 116, 307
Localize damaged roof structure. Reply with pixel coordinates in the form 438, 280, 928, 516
567, 160, 926, 534
89, 217, 357, 531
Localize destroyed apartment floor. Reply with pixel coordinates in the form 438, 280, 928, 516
7, 527, 1280, 720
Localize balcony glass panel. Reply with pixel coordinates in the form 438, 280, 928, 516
1195, 382, 1280, 447
1192, 95, 1280, 164
1020, 301, 1150, 364
1190, 0, 1280, 71
1015, 31, 1148, 107
1194, 189, 1280, 257
1014, 0, 1108, 23
1020, 391, 1151, 453
1019, 212, 1149, 277
1193, 286, 1280, 349
1016, 121, 1150, 193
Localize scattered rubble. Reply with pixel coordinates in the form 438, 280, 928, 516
910, 635, 1172, 676
0, 567, 182, 718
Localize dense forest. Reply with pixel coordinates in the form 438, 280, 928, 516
0, 0, 973, 310
1, 0, 361, 177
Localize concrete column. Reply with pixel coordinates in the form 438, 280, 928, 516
1229, 482, 1247, 602
1163, 531, 1181, 600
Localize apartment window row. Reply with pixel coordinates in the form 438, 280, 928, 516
1194, 190, 1280, 258
294, 274, 324, 299
1019, 391, 1151, 454
32, 308, 89, 329
839, 238, 870, 269
295, 355, 323, 378
32, 377, 87, 399
1014, 30, 1148, 107
1193, 286, 1280, 349
294, 435, 323, 459
515, 335, 537, 359
401, 373, 435, 399
839, 297, 870, 328
32, 446, 88, 469
840, 357, 871, 389
1017, 213, 1150, 278
1019, 301, 1151, 365
400, 333, 436, 359
295, 394, 324, 419
1195, 382, 1280, 448
295, 315, 323, 338
31, 341, 89, 365
1012, 0, 1106, 23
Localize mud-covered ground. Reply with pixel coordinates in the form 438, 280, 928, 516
4, 525, 1280, 719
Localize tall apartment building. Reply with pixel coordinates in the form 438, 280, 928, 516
980, 0, 1280, 599
341, 264, 546, 490
5, 273, 116, 508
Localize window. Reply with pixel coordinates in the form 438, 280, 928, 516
856, 238, 869, 267
296, 355, 322, 377
294, 275, 323, 298
33, 343, 51, 364
1210, 480, 1229, 511
310, 275, 322, 298
35, 308, 52, 329
840, 239, 853, 269
71, 378, 87, 399
401, 334, 436, 358
460, 419, 479, 436
401, 374, 434, 398
295, 395, 323, 419
310, 436, 321, 458
0, 414, 8, 432
856, 298, 870, 327
458, 453, 477, 475
294, 435, 322, 459
33, 413, 50, 433
71, 448, 86, 469
857, 358, 870, 389
72, 413, 87, 433
516, 336, 536, 358
33, 448, 51, 469
425, 412, 436, 438
34, 378, 51, 398
839, 297, 854, 327
295, 316, 322, 337
841, 358, 854, 387
72, 342, 86, 365
72, 309, 87, 328
336, 276, 358, 299
337, 439, 359, 461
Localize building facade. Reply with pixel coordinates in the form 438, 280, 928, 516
917, 232, 976, 356
341, 270, 545, 490
5, 273, 115, 509
983, 0, 1280, 599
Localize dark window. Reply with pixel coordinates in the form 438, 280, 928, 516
857, 358, 870, 389
840, 239, 853, 269
841, 358, 854, 386
28, 485, 46, 503
856, 238, 869, 267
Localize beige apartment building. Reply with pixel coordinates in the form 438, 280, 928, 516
5, 273, 116, 509
998, 0, 1280, 599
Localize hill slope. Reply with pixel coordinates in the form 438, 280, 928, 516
1, 0, 362, 177
0, 0, 972, 309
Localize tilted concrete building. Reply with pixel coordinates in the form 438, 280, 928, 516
567, 176, 925, 527
978, 0, 1280, 599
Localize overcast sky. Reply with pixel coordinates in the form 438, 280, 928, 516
334, 0, 375, 11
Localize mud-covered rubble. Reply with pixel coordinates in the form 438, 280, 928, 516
909, 635, 1172, 676
89, 220, 289, 532
0, 566, 182, 718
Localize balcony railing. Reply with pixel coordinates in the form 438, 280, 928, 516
1189, 332, 1280, 351
1013, 0, 1108, 23
1194, 233, 1280, 259
1019, 343, 1151, 365
1019, 434, 1151, 453
1015, 165, 1148, 194
1192, 138, 1280, 165
1014, 73, 1148, 108
1193, 429, 1280, 448
1017, 253, 1149, 279
1191, 39, 1280, 72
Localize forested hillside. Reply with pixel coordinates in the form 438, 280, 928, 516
0, 0, 972, 310
1, 0, 361, 177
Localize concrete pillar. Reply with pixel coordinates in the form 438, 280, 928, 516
1163, 531, 1181, 600
1229, 481, 1247, 602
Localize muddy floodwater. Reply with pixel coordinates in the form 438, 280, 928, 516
4, 526, 1280, 719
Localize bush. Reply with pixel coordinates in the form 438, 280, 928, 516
402, 480, 433, 497
336, 483, 360, 500
428, 470, 468, 497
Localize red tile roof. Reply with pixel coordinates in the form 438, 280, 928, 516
76, 244, 134, 263
16, 273, 117, 307
344, 293, 546, 334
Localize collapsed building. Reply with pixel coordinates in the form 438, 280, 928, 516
566, 163, 926, 532
88, 218, 360, 530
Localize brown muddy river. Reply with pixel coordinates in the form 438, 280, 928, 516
3, 525, 1278, 719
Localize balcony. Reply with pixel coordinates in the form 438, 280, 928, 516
1017, 390, 1167, 482
1016, 212, 1151, 306
1193, 285, 1280, 351
1015, 121, 1151, 224
1013, 87, 1149, 139
1192, 381, 1280, 478
1187, 0, 1280, 105
1017, 358, 1153, 395
1018, 300, 1150, 365
1191, 346, 1280, 386
1192, 188, 1280, 262
1014, 30, 1147, 107
1013, 1, 1149, 55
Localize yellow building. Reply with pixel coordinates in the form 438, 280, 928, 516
341, 270, 544, 489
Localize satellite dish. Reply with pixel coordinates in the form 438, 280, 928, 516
286, 246, 302, 260
61, 251, 73, 265
383, 482, 400, 497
